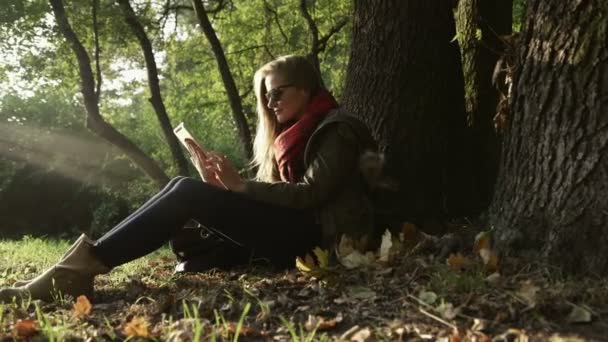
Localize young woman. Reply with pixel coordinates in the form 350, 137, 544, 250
0, 55, 376, 303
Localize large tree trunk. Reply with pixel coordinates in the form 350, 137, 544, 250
342, 0, 473, 221
456, 0, 513, 208
490, 0, 608, 274
116, 0, 190, 176
49, 0, 169, 187
191, 0, 253, 161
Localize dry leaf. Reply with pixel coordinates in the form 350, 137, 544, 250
378, 229, 393, 262
418, 291, 438, 305
566, 306, 592, 323
401, 222, 419, 245
123, 317, 151, 338
296, 254, 315, 273
73, 295, 92, 318
346, 286, 376, 300
350, 327, 372, 342
517, 280, 540, 308
447, 253, 471, 271
313, 247, 329, 269
339, 250, 375, 269
479, 248, 499, 272
473, 232, 491, 254
12, 319, 38, 338
304, 313, 342, 331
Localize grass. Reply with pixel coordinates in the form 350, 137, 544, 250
1, 234, 608, 341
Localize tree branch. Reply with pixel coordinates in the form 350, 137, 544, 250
262, 0, 289, 44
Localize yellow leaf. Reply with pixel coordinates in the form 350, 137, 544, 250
123, 317, 150, 338
296, 255, 313, 273
12, 319, 38, 338
447, 253, 471, 271
473, 232, 491, 254
73, 295, 92, 318
313, 247, 329, 269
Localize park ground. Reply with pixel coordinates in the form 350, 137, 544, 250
0, 225, 607, 341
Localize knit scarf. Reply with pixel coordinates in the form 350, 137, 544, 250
274, 89, 338, 182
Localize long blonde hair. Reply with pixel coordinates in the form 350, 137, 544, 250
251, 55, 323, 181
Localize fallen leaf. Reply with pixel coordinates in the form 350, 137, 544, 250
350, 327, 372, 342
517, 280, 539, 308
494, 328, 529, 342
418, 291, 438, 305
436, 301, 458, 320
401, 222, 419, 245
313, 247, 329, 269
473, 232, 491, 254
566, 305, 592, 323
378, 229, 393, 262
339, 250, 375, 269
123, 317, 150, 338
12, 319, 38, 338
73, 295, 92, 318
346, 286, 376, 300
485, 272, 502, 285
479, 248, 499, 272
338, 234, 355, 256
447, 253, 471, 271
304, 313, 343, 331
295, 254, 315, 273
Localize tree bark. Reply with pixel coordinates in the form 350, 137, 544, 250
456, 0, 513, 208
191, 0, 253, 160
342, 0, 472, 220
490, 0, 608, 274
49, 0, 169, 187
116, 0, 190, 176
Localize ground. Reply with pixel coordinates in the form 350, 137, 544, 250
0, 226, 607, 341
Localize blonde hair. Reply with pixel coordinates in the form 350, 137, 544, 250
251, 55, 323, 181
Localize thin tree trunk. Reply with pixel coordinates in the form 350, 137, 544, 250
191, 0, 253, 160
456, 0, 512, 208
49, 0, 169, 187
490, 0, 608, 274
342, 0, 472, 221
116, 0, 190, 176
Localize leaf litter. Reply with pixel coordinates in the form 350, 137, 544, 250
0, 223, 607, 340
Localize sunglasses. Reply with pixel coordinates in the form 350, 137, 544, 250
265, 84, 294, 102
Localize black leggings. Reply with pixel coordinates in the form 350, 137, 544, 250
93, 177, 321, 268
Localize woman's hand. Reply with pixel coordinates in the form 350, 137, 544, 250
185, 139, 224, 189
204, 151, 245, 192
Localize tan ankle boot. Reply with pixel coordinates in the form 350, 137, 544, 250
0, 234, 111, 303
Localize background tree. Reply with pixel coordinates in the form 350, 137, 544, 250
116, 0, 190, 176
489, 0, 608, 274
341, 0, 474, 222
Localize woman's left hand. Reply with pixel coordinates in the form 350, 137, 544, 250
204, 152, 245, 192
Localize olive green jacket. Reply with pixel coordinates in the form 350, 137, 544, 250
242, 109, 376, 246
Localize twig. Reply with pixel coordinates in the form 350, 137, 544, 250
418, 307, 457, 329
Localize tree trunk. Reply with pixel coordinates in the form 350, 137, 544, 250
490, 0, 608, 274
342, 0, 473, 220
49, 0, 169, 187
116, 0, 190, 176
191, 0, 253, 161
456, 0, 513, 208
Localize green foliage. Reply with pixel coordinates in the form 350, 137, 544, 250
0, 0, 353, 237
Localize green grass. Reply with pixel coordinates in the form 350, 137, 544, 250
0, 235, 174, 287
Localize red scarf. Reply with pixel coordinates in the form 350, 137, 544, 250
274, 89, 338, 182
